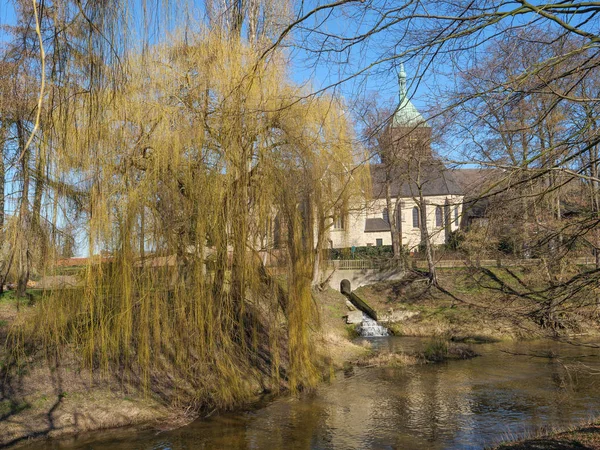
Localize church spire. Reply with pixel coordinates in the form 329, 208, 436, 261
392, 63, 430, 128
398, 63, 407, 103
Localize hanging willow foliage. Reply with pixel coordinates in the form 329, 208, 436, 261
13, 31, 356, 407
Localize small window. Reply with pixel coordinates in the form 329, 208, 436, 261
376, 238, 383, 247
435, 206, 443, 227
382, 208, 389, 223
454, 206, 459, 226
333, 212, 345, 230
412, 207, 420, 228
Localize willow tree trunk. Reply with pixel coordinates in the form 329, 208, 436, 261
32, 147, 44, 229
286, 191, 318, 391
230, 137, 250, 337
16, 120, 31, 298
139, 207, 145, 263
31, 143, 46, 269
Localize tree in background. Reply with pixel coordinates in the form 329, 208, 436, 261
274, 0, 600, 326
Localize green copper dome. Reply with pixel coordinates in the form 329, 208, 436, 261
392, 63, 429, 128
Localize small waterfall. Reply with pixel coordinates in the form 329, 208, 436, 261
358, 312, 389, 337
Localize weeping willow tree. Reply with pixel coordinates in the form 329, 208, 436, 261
11, 28, 355, 406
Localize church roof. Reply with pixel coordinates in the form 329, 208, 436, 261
392, 64, 430, 128
364, 218, 391, 232
370, 162, 464, 199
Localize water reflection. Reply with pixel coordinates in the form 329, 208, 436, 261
31, 339, 600, 450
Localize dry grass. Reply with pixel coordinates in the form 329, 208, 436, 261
0, 291, 278, 447
495, 421, 600, 449
355, 268, 600, 342
313, 287, 370, 368
350, 341, 478, 369
0, 287, 369, 447
0, 294, 180, 448
354, 351, 419, 367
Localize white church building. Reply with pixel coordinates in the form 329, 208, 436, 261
328, 65, 465, 251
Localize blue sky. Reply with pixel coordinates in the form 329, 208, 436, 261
2, 0, 591, 256
0, 0, 435, 116
0, 0, 477, 248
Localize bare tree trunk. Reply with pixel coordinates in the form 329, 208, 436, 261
0, 124, 5, 232
311, 204, 326, 287
444, 199, 451, 244
396, 198, 403, 255
311, 245, 321, 287
0, 124, 6, 295
385, 179, 401, 259
582, 110, 600, 270
418, 195, 437, 285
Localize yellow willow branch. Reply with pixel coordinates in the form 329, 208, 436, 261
19, 0, 46, 163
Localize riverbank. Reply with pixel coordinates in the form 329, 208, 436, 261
495, 421, 600, 449
2, 265, 598, 448
0, 286, 368, 448
0, 293, 190, 447
15, 336, 598, 449
353, 266, 600, 342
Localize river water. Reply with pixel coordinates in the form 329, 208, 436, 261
33, 337, 600, 449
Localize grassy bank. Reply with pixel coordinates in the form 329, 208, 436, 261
0, 292, 186, 447
495, 421, 600, 449
354, 339, 479, 368
0, 286, 367, 447
2, 265, 597, 447
313, 287, 371, 368
354, 266, 600, 342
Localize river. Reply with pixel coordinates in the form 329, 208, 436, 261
30, 337, 600, 449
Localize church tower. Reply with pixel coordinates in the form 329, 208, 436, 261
382, 63, 432, 162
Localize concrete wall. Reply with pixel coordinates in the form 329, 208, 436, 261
325, 266, 406, 291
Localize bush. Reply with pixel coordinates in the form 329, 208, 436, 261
445, 230, 465, 251
329, 245, 393, 260
498, 237, 516, 255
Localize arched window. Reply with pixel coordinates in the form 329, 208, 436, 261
435, 206, 443, 227
454, 206, 459, 226
333, 208, 345, 230
273, 215, 281, 249
412, 207, 420, 228
382, 207, 389, 223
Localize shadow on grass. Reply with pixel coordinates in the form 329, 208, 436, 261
0, 356, 66, 448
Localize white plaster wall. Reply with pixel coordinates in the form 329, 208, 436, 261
327, 195, 464, 250
328, 207, 369, 248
